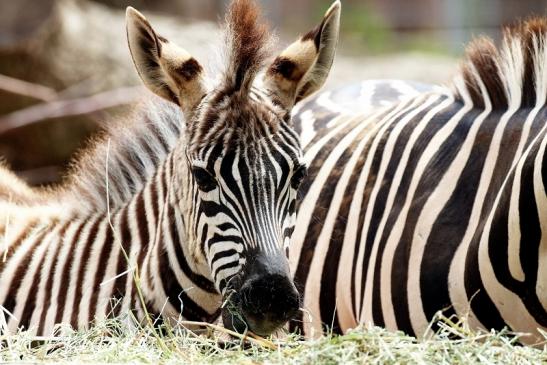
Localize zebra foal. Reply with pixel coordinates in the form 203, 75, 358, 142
0, 0, 341, 336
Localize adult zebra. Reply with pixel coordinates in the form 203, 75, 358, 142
290, 20, 547, 344
0, 0, 341, 336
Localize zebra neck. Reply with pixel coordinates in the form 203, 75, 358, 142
125, 151, 222, 323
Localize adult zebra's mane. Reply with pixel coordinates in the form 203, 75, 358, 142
456, 17, 547, 110
58, 95, 183, 212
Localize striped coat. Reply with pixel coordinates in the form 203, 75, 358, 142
289, 20, 547, 344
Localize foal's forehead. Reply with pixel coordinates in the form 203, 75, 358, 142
189, 118, 302, 173
194, 129, 297, 158
189, 91, 295, 153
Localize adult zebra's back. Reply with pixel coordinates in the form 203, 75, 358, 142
291, 19, 547, 344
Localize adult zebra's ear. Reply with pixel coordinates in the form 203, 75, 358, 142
126, 7, 206, 117
263, 1, 340, 109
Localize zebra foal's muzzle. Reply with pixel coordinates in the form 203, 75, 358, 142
221, 253, 300, 336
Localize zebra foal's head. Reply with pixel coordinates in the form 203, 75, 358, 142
126, 0, 340, 335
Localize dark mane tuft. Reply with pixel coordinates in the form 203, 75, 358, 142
456, 17, 547, 109
460, 37, 506, 109
224, 0, 272, 94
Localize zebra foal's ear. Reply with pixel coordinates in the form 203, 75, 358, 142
263, 1, 340, 109
126, 7, 206, 117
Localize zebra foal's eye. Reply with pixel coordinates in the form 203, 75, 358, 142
291, 165, 307, 189
192, 166, 217, 192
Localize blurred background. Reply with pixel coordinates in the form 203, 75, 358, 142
0, 0, 546, 186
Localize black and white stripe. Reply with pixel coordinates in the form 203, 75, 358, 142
289, 39, 547, 344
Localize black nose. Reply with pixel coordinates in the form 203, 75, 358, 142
238, 273, 300, 335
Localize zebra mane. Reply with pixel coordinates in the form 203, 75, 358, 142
59, 94, 183, 212
222, 0, 273, 95
455, 17, 547, 109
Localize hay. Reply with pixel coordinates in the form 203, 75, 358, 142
1, 313, 545, 364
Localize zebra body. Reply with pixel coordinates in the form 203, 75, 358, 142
290, 33, 547, 343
